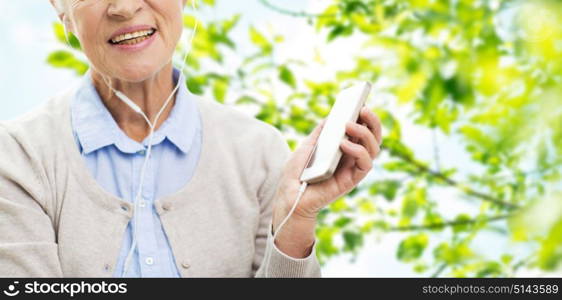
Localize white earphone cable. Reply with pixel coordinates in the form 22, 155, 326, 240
265, 181, 308, 278
272, 181, 308, 245
265, 140, 319, 277
117, 3, 199, 277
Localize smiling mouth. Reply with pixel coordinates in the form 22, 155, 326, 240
109, 28, 157, 46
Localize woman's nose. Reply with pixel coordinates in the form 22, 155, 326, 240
107, 0, 143, 20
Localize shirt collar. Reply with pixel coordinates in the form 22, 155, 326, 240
71, 68, 199, 155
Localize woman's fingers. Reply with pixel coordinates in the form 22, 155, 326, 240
340, 139, 373, 173
345, 121, 380, 159
291, 108, 381, 181
339, 109, 382, 183
359, 107, 383, 145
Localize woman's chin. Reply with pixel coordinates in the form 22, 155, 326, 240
112, 65, 165, 83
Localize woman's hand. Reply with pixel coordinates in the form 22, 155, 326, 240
272, 107, 382, 258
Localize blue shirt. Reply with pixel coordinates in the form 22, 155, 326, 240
70, 69, 202, 277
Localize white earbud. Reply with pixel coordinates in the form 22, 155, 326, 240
114, 91, 143, 114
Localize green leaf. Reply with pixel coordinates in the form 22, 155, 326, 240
53, 22, 81, 50
501, 254, 513, 265
453, 214, 473, 233
368, 180, 401, 201
255, 100, 282, 129
476, 261, 503, 277
222, 14, 241, 32
334, 217, 352, 228
397, 234, 428, 262
537, 219, 562, 270
434, 242, 473, 264
401, 187, 427, 218
401, 196, 419, 218
327, 24, 353, 42
212, 79, 228, 103
316, 227, 340, 259
358, 198, 377, 214
423, 213, 445, 232
343, 231, 364, 252
249, 26, 272, 54
46, 50, 88, 75
329, 198, 349, 212
414, 263, 428, 273
185, 75, 207, 95
183, 15, 199, 29
382, 160, 418, 174
279, 65, 297, 88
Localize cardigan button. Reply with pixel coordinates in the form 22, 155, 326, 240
162, 203, 172, 211
181, 262, 190, 269
104, 264, 112, 272
120, 205, 129, 212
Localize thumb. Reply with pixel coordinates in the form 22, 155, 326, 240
289, 120, 326, 178
302, 119, 325, 147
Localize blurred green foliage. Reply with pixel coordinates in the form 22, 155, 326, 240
47, 0, 562, 277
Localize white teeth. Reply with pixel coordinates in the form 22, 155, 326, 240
111, 29, 155, 44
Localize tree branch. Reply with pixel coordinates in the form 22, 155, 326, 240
258, 0, 337, 18
431, 263, 448, 278
391, 150, 521, 210
387, 214, 511, 232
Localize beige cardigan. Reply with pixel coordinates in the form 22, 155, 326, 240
0, 87, 321, 277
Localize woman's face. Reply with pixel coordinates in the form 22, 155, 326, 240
66, 0, 185, 82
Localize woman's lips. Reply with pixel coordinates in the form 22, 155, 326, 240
109, 30, 158, 52
109, 25, 155, 42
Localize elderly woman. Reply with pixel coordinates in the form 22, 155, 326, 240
0, 0, 382, 277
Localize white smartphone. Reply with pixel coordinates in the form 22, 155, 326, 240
300, 82, 372, 184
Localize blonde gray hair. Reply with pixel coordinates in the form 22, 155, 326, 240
53, 0, 65, 14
